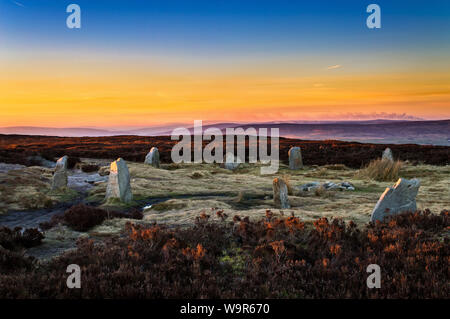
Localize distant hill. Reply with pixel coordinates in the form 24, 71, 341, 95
0, 120, 448, 146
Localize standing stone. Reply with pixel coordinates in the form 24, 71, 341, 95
144, 147, 160, 168
55, 156, 68, 171
370, 178, 420, 222
382, 148, 394, 162
51, 156, 69, 190
52, 171, 68, 189
223, 152, 241, 170
105, 158, 133, 203
273, 178, 290, 209
288, 147, 303, 170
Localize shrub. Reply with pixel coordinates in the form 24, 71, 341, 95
0, 247, 35, 275
1, 209, 448, 298
80, 164, 100, 173
356, 158, 403, 181
0, 227, 44, 250
67, 156, 81, 169
40, 204, 143, 232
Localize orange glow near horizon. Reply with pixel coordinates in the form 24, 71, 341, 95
1, 53, 449, 127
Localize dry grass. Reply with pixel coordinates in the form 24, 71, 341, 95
281, 174, 295, 195
314, 186, 337, 198
356, 159, 403, 182
1, 160, 448, 233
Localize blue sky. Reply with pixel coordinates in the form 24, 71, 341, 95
1, 0, 449, 56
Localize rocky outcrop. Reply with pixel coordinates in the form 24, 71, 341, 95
273, 178, 290, 209
370, 178, 420, 222
144, 147, 160, 168
288, 147, 303, 170
105, 158, 133, 203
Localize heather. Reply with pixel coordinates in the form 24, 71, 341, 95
39, 204, 143, 232
1, 135, 448, 169
0, 210, 448, 298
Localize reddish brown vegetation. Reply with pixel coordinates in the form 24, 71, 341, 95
0, 227, 44, 251
0, 135, 448, 168
39, 204, 143, 232
0, 210, 448, 298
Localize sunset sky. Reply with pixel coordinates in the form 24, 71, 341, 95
0, 0, 449, 128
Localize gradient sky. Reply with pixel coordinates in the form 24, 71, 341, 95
0, 0, 449, 127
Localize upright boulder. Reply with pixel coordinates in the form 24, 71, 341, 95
55, 155, 68, 171
273, 177, 290, 209
288, 147, 303, 170
382, 148, 394, 162
51, 156, 68, 190
105, 158, 133, 203
144, 147, 160, 168
370, 178, 420, 222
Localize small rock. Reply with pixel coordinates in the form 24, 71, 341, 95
338, 182, 355, 191
298, 182, 321, 192
273, 178, 290, 209
105, 158, 133, 203
370, 178, 420, 222
288, 147, 303, 170
144, 147, 160, 168
322, 181, 338, 190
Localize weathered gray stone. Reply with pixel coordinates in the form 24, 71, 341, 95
51, 156, 69, 189
51, 170, 68, 190
298, 182, 321, 192
105, 158, 133, 203
288, 147, 303, 170
223, 153, 242, 170
339, 182, 355, 191
322, 181, 338, 190
382, 148, 394, 162
273, 177, 290, 209
144, 147, 160, 168
299, 181, 355, 192
55, 156, 68, 171
370, 178, 420, 222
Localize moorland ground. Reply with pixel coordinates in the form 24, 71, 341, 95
0, 135, 448, 298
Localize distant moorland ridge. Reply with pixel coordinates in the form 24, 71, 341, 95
0, 134, 448, 169
0, 119, 448, 146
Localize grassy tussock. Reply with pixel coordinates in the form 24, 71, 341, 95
356, 159, 403, 182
